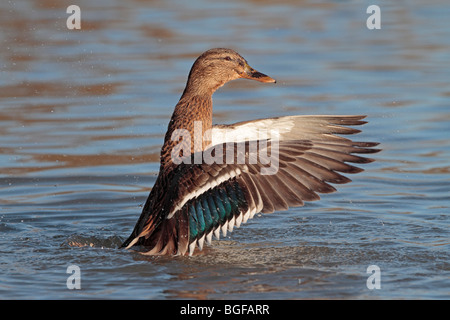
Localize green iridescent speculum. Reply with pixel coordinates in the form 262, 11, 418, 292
187, 180, 248, 243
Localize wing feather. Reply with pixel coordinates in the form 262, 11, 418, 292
122, 115, 380, 255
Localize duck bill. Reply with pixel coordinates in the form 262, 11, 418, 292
241, 64, 276, 83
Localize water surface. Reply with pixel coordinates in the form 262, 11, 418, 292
0, 0, 449, 299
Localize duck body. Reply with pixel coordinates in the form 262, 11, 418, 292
121, 48, 380, 256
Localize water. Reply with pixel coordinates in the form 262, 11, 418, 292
0, 0, 449, 299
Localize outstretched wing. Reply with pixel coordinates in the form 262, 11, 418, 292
123, 115, 380, 256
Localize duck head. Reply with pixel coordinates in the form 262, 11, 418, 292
183, 48, 276, 96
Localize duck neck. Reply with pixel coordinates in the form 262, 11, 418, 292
160, 93, 213, 168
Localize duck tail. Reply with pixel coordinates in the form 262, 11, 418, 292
121, 205, 190, 256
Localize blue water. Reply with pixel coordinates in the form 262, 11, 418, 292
0, 0, 448, 299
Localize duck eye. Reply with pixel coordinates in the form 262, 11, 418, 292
224, 56, 232, 61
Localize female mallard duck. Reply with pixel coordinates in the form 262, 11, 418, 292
121, 48, 379, 256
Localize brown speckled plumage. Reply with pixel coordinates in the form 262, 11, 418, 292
160, 95, 213, 169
